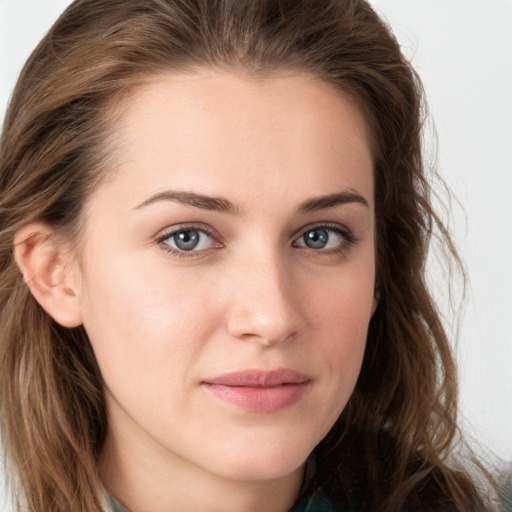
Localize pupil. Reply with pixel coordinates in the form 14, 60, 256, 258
174, 230, 199, 250
304, 229, 329, 249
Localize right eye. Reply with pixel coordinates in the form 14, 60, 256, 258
157, 225, 222, 256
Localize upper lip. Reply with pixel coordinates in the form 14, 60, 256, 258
203, 369, 310, 387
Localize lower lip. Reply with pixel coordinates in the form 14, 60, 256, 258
202, 382, 309, 413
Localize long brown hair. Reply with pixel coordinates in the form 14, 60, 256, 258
0, 1, 488, 510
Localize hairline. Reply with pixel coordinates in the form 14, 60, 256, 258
66, 64, 380, 264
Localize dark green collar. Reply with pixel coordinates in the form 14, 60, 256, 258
290, 490, 340, 511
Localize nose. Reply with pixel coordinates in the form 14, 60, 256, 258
226, 250, 305, 346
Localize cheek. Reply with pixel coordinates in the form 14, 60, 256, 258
307, 262, 374, 393
77, 252, 222, 391
310, 259, 375, 340
318, 294, 369, 385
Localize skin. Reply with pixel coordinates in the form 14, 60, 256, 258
18, 71, 376, 512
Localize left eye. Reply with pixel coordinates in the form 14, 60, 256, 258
160, 228, 215, 252
294, 227, 347, 250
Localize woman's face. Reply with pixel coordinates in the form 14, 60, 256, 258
75, 72, 375, 484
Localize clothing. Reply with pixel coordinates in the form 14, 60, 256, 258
105, 493, 128, 512
290, 491, 341, 511
104, 493, 128, 512
104, 489, 340, 511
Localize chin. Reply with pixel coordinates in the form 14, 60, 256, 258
204, 439, 312, 482
190, 410, 338, 483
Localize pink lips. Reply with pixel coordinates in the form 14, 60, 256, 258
202, 369, 310, 413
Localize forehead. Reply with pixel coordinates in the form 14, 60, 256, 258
98, 70, 374, 211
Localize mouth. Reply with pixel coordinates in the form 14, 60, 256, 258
201, 369, 311, 413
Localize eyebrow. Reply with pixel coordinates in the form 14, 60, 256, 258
134, 189, 369, 214
134, 191, 240, 214
296, 191, 369, 213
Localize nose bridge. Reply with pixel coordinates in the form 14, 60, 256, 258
226, 245, 303, 345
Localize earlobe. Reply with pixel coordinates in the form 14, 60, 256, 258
14, 223, 83, 328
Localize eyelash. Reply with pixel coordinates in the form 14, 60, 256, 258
156, 224, 221, 259
156, 222, 356, 259
292, 222, 357, 256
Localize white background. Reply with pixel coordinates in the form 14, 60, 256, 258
1, 1, 511, 509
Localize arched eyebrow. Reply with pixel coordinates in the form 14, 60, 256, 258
296, 191, 369, 213
134, 191, 240, 214
133, 189, 369, 214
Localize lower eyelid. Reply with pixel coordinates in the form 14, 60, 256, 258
155, 224, 355, 258
294, 226, 354, 247
155, 225, 223, 256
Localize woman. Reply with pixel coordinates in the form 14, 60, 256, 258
0, 0, 493, 511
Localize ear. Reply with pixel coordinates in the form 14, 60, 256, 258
14, 223, 83, 328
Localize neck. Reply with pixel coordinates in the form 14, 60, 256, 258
99, 421, 305, 512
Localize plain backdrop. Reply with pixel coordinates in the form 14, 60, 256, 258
1, 1, 511, 510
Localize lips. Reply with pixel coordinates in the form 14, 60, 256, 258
202, 369, 311, 413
